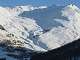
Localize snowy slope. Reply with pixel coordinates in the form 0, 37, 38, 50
0, 6, 46, 51
38, 4, 80, 50
0, 4, 80, 60
19, 4, 80, 50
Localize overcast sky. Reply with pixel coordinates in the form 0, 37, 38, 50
0, 0, 80, 7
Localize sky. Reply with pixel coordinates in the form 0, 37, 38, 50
0, 0, 80, 7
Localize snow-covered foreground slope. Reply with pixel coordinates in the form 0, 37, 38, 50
0, 4, 80, 60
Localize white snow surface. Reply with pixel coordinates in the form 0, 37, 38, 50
0, 4, 80, 53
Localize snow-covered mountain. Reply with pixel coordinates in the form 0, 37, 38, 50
0, 4, 80, 60
20, 4, 80, 50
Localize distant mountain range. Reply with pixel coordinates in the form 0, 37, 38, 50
0, 4, 80, 60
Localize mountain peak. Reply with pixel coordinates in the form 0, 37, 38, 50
62, 4, 80, 17
66, 4, 79, 10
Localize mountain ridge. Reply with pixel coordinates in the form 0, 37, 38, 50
0, 4, 80, 60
